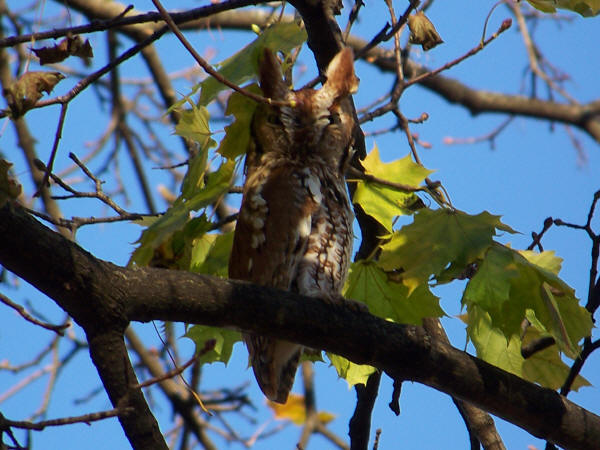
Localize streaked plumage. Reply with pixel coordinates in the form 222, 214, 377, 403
229, 47, 358, 403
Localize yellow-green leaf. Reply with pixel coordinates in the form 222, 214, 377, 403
526, 0, 600, 16
467, 305, 524, 376
466, 305, 590, 389
379, 209, 515, 292
175, 103, 216, 149
184, 325, 241, 365
463, 245, 593, 358
190, 231, 233, 277
327, 353, 376, 387
267, 393, 336, 425
520, 250, 562, 275
180, 149, 208, 200
352, 146, 432, 232
344, 261, 443, 325
217, 85, 261, 159
521, 323, 590, 390
129, 159, 233, 267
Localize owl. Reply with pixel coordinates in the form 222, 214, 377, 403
229, 47, 359, 404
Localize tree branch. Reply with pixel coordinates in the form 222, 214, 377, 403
1, 203, 599, 450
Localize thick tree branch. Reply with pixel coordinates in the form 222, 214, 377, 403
86, 328, 168, 449
1, 203, 599, 450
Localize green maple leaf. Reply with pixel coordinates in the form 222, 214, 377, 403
526, 0, 599, 16
174, 102, 216, 150
521, 317, 590, 391
130, 160, 234, 267
352, 146, 432, 232
378, 208, 516, 292
217, 85, 261, 159
327, 353, 376, 387
465, 306, 590, 390
179, 147, 209, 200
463, 245, 592, 358
190, 231, 234, 277
185, 325, 241, 365
466, 306, 524, 376
344, 261, 443, 325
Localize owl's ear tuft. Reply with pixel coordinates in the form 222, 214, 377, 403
258, 48, 289, 101
323, 48, 359, 99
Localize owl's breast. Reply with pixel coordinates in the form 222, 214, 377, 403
293, 169, 354, 298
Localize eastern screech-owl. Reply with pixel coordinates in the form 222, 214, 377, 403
229, 47, 358, 403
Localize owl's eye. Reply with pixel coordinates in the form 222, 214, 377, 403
328, 113, 341, 125
267, 114, 283, 126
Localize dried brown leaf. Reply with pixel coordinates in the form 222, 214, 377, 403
3, 71, 65, 117
32, 35, 93, 65
0, 160, 22, 207
408, 11, 444, 51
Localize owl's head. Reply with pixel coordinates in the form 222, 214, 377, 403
250, 48, 359, 171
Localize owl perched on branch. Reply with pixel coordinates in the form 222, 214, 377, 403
229, 47, 359, 404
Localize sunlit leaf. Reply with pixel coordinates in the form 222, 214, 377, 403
466, 306, 590, 389
327, 353, 376, 387
526, 0, 600, 16
174, 102, 216, 150
521, 321, 590, 390
190, 231, 234, 277
267, 393, 336, 425
352, 146, 432, 232
217, 85, 261, 159
463, 245, 593, 358
379, 208, 516, 292
344, 261, 443, 325
467, 305, 524, 376
129, 160, 233, 267
184, 325, 241, 365
520, 250, 563, 275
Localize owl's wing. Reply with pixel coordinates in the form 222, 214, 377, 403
229, 163, 318, 403
229, 164, 317, 288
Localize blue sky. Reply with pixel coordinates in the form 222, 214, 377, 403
1, 1, 599, 449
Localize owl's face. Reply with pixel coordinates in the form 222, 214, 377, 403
249, 48, 358, 173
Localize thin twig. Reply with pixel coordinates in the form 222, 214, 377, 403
443, 116, 514, 149
527, 217, 553, 251
0, 0, 262, 48
34, 103, 68, 198
0, 24, 173, 120
0, 407, 134, 431
134, 354, 200, 390
509, 1, 577, 104
0, 293, 69, 335
346, 166, 434, 193
151, 0, 290, 108
343, 0, 365, 43
404, 19, 512, 89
